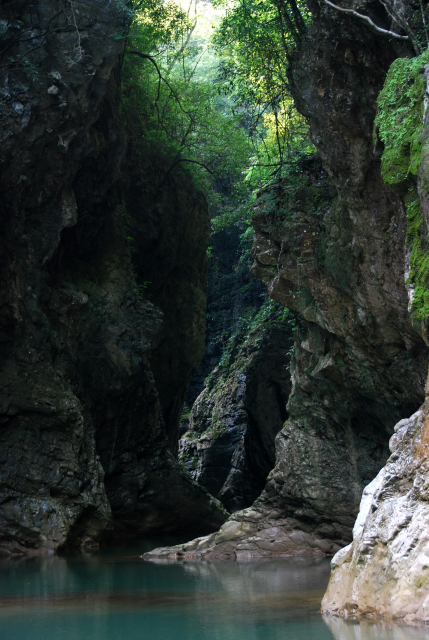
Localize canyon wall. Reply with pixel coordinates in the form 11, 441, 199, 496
178, 228, 293, 513
146, 0, 429, 562
322, 47, 429, 622
180, 307, 292, 512
0, 0, 226, 555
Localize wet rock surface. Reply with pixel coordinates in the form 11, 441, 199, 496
184, 228, 266, 407
0, 0, 226, 555
124, 156, 211, 454
144, 503, 340, 560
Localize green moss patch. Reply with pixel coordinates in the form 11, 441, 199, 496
375, 50, 429, 186
375, 51, 429, 324
405, 188, 429, 320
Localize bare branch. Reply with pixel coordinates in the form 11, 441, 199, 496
377, 0, 421, 52
129, 50, 162, 102
128, 50, 193, 119
157, 156, 217, 190
323, 0, 409, 39
171, 157, 215, 174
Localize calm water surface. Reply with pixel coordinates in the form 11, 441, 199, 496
0, 539, 428, 640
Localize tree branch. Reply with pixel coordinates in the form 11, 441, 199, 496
128, 50, 162, 102
323, 0, 409, 39
128, 50, 193, 119
157, 156, 218, 190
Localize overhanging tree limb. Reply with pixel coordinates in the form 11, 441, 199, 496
323, 0, 409, 39
129, 50, 162, 102
157, 156, 217, 190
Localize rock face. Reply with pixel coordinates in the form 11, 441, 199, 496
179, 309, 293, 512
322, 49, 429, 623
0, 0, 226, 555
249, 150, 426, 550
123, 150, 211, 455
322, 400, 429, 624
144, 503, 341, 560
147, 0, 428, 561
184, 227, 266, 407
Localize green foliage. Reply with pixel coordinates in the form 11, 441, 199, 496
200, 295, 295, 440
213, 0, 309, 99
121, 0, 314, 220
181, 403, 193, 420
205, 412, 228, 438
211, 148, 321, 244
121, 0, 251, 206
405, 188, 429, 320
133, 281, 152, 300
212, 0, 313, 192
211, 201, 253, 233
212, 297, 295, 373
130, 0, 190, 52
256, 153, 329, 219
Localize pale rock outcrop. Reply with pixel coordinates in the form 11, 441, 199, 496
144, 504, 339, 561
322, 399, 429, 623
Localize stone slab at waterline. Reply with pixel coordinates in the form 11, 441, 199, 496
144, 505, 340, 561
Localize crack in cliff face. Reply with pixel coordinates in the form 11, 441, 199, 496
0, 0, 227, 555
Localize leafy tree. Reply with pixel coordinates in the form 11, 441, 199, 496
120, 0, 317, 235
212, 0, 313, 191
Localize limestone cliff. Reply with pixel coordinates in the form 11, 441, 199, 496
322, 398, 429, 623
322, 47, 429, 625
122, 144, 211, 456
0, 0, 226, 555
184, 228, 266, 407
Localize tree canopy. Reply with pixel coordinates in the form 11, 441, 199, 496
121, 0, 315, 227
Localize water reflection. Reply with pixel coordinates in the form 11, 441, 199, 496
0, 547, 427, 640
325, 615, 429, 640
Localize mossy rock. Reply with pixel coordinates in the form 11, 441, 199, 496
375, 51, 429, 326
375, 50, 429, 186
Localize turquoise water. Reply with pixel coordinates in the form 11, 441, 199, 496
0, 540, 428, 640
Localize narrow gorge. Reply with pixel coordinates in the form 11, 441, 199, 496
2, 0, 429, 634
